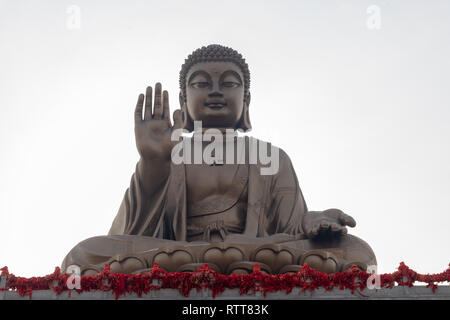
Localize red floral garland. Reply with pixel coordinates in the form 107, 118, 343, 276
1, 262, 449, 299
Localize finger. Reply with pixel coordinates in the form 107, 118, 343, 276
153, 82, 163, 120
330, 223, 341, 232
319, 221, 330, 231
219, 228, 227, 240
339, 212, 356, 228
144, 86, 153, 121
172, 109, 182, 130
162, 90, 170, 123
203, 227, 211, 241
310, 223, 320, 237
329, 223, 347, 237
134, 94, 144, 123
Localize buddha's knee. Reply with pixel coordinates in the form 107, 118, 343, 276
61, 235, 156, 274
302, 234, 376, 272
338, 234, 377, 271
278, 234, 376, 273
61, 236, 116, 273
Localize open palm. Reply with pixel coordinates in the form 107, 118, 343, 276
134, 83, 182, 161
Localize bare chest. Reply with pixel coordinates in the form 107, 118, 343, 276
185, 164, 240, 203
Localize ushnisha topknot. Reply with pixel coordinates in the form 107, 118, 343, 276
179, 44, 251, 102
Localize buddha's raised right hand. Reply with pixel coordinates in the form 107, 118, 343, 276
134, 83, 183, 161
134, 83, 183, 196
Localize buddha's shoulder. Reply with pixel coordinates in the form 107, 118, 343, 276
242, 136, 293, 172
243, 136, 291, 157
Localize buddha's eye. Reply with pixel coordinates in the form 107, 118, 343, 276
222, 81, 241, 88
190, 82, 210, 89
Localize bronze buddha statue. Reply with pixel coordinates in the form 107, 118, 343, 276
62, 45, 376, 275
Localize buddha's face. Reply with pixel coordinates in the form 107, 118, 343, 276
184, 61, 246, 129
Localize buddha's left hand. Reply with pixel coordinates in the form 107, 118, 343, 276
302, 209, 356, 239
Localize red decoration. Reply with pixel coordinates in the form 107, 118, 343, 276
1, 263, 449, 299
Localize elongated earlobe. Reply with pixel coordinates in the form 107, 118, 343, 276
237, 93, 252, 132
179, 91, 194, 132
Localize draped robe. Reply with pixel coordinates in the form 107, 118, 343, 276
62, 136, 376, 273
108, 137, 308, 239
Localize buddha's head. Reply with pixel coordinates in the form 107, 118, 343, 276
179, 44, 251, 132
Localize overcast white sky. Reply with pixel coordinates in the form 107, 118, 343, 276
1, 0, 449, 277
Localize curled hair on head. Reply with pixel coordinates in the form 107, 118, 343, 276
179, 44, 251, 103
179, 44, 252, 132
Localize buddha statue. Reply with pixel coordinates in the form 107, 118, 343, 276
62, 45, 376, 275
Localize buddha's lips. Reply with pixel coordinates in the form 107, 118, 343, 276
205, 102, 227, 109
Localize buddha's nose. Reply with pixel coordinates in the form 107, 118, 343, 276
209, 81, 223, 96
208, 91, 224, 98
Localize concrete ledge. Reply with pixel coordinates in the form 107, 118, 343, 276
1, 286, 450, 300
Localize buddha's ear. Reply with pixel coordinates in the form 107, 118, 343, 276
179, 90, 194, 132
238, 92, 252, 132
179, 90, 184, 107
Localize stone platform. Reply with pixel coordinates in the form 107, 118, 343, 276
1, 286, 450, 300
